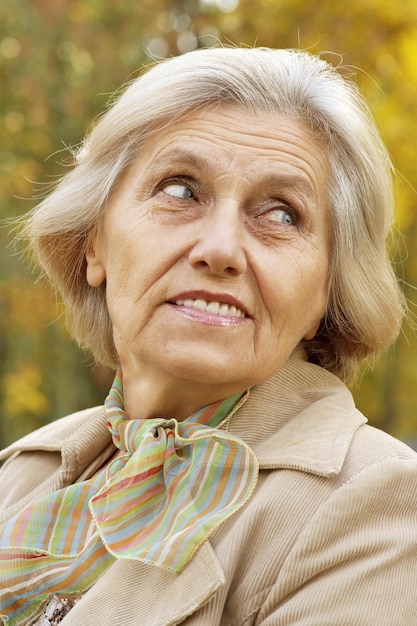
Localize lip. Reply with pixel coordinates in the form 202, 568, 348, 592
167, 290, 250, 318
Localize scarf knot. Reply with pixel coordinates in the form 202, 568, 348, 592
91, 406, 258, 573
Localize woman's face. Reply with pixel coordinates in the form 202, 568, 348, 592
87, 106, 330, 405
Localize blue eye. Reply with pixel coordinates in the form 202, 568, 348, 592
268, 207, 296, 226
163, 183, 195, 200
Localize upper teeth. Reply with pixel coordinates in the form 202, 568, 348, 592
175, 298, 245, 318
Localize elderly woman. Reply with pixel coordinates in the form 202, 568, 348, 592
1, 47, 417, 626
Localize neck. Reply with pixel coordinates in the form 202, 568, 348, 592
119, 364, 246, 421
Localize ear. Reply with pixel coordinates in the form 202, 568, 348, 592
85, 235, 106, 287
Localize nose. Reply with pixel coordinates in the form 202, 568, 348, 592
188, 203, 247, 277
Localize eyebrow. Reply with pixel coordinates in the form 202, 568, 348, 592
259, 173, 316, 199
143, 149, 317, 200
144, 150, 210, 178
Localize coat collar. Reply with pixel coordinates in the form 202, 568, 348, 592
0, 349, 366, 481
228, 348, 366, 476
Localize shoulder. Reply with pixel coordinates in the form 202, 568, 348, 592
217, 422, 417, 623
345, 419, 417, 472
0, 406, 106, 460
0, 406, 110, 520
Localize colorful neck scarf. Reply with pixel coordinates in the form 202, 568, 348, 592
0, 371, 258, 626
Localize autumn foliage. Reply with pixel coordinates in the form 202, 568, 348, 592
1, 0, 417, 447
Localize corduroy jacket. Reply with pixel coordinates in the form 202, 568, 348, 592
1, 351, 417, 625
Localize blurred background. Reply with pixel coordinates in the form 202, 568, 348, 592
1, 0, 417, 448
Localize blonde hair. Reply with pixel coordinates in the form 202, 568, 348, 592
23, 47, 405, 381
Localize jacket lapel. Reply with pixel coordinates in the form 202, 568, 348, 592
63, 540, 225, 626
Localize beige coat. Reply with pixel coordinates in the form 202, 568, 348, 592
1, 351, 417, 625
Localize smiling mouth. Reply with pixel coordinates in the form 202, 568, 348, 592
173, 298, 246, 318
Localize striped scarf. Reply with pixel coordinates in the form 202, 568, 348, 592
0, 372, 258, 626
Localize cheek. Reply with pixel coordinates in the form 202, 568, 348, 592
104, 259, 162, 333
263, 256, 328, 332
301, 268, 329, 337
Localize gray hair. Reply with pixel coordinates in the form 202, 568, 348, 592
22, 47, 405, 382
